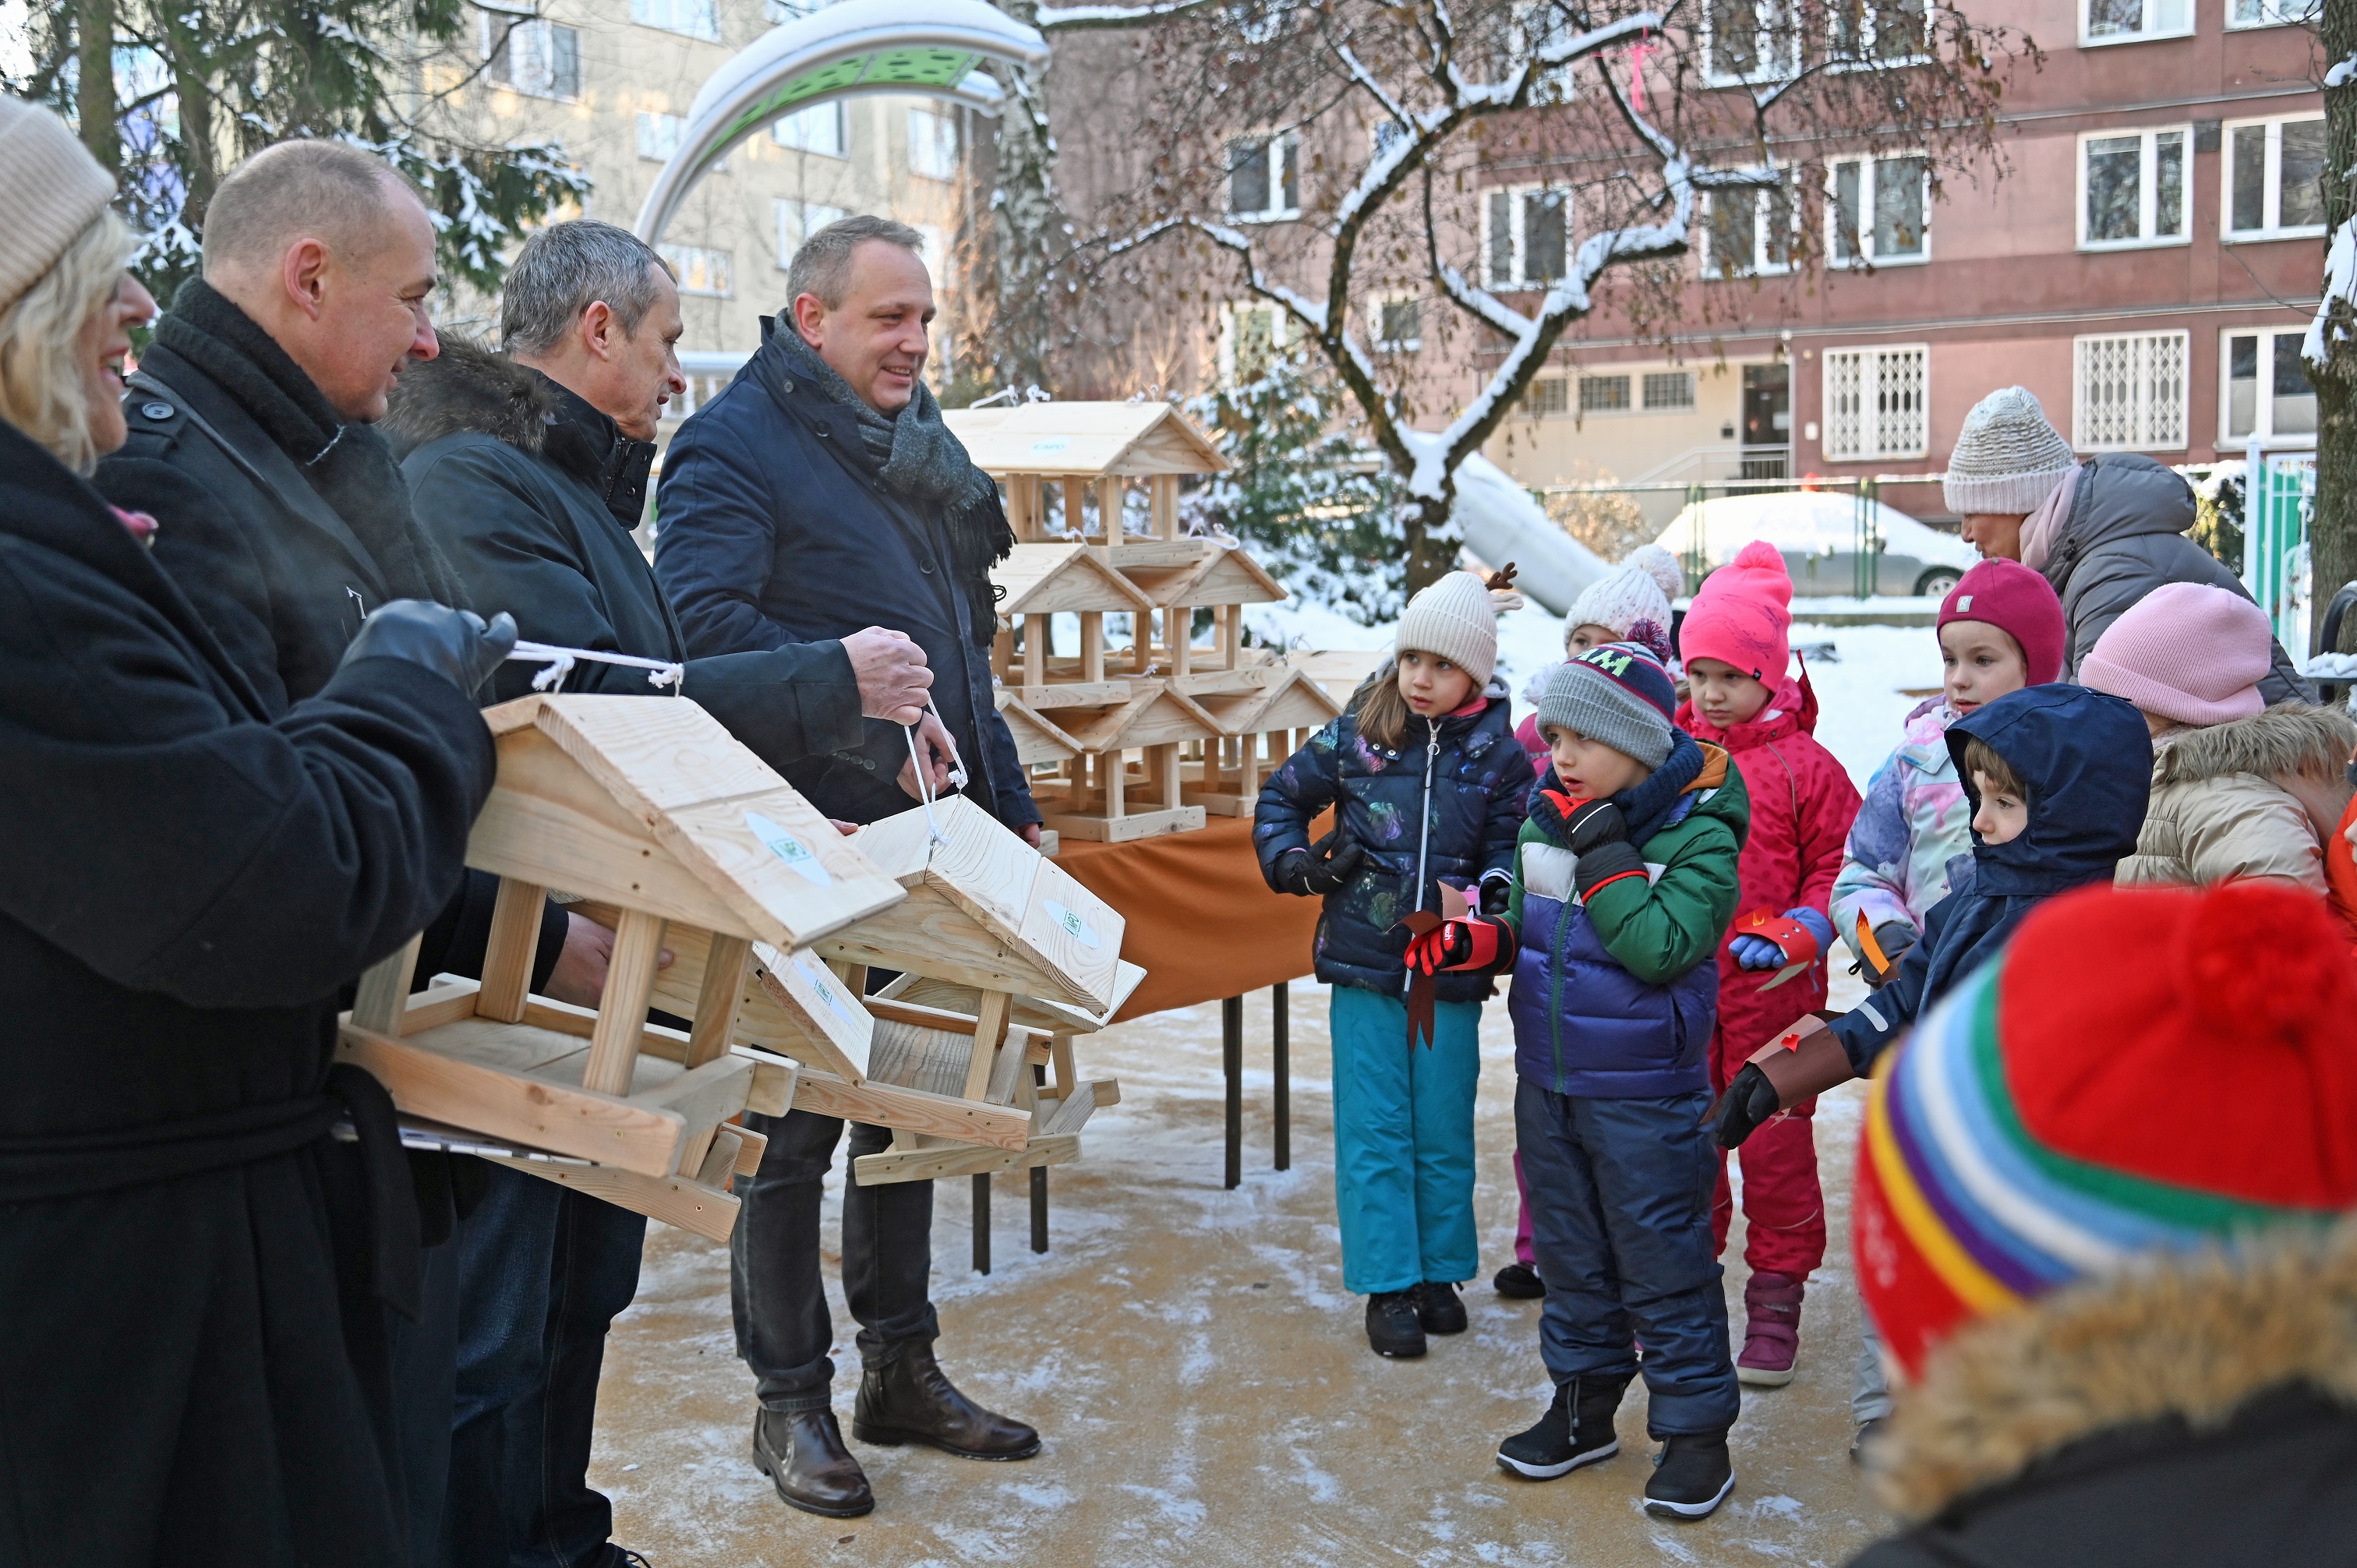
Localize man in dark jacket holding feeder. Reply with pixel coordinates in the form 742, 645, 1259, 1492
652, 214, 1044, 1518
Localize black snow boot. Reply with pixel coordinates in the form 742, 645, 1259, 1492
1365, 1290, 1426, 1358
1644, 1430, 1736, 1519
1497, 1375, 1629, 1479
1492, 1263, 1546, 1299
1415, 1280, 1468, 1334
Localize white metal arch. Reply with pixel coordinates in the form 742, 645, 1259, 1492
634, 0, 1051, 245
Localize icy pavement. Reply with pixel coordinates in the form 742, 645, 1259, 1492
594, 975, 1888, 1566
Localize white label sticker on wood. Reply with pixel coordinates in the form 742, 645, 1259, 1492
1043, 899, 1101, 949
746, 811, 832, 886
1029, 437, 1070, 455
796, 953, 864, 1029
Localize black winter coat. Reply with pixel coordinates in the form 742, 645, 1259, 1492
1851, 1226, 2357, 1568
97, 323, 566, 992
0, 417, 494, 1564
652, 323, 1039, 828
387, 341, 868, 767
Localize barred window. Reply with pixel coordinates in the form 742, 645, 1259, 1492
1822, 344, 1928, 461
1578, 374, 1631, 413
1644, 372, 1695, 410
1523, 377, 1569, 417
2073, 331, 2187, 451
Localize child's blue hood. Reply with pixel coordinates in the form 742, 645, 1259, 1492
1946, 684, 2151, 897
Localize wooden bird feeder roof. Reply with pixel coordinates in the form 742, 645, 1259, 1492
1190, 666, 1346, 737
944, 401, 1226, 479
993, 542, 1155, 616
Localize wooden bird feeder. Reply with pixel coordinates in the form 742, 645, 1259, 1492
1184, 666, 1348, 816
944, 401, 1224, 546
336, 694, 904, 1241
1030, 683, 1221, 842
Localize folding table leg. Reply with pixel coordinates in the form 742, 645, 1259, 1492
1030, 1167, 1048, 1254
1222, 995, 1243, 1190
973, 1173, 991, 1275
1272, 981, 1290, 1172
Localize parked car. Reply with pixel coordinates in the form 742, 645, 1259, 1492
1652, 492, 1980, 599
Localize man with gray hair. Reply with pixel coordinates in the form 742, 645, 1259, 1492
653, 214, 1044, 1520
386, 215, 942, 1565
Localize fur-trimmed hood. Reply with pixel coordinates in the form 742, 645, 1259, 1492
1871, 1220, 2357, 1521
2153, 702, 2357, 788
383, 335, 561, 455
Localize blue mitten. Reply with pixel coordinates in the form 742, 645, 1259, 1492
1730, 934, 1786, 969
1788, 906, 1836, 961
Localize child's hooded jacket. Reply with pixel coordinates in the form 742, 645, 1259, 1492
1832, 695, 1977, 954
1502, 729, 1752, 1097
1831, 684, 2150, 1075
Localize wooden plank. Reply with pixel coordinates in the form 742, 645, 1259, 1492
1080, 610, 1104, 682
1018, 680, 1138, 710
476, 878, 546, 1023
1097, 477, 1122, 541
1050, 1034, 1080, 1098
747, 943, 873, 1082
686, 934, 751, 1068
582, 909, 665, 1096
337, 1022, 687, 1177
1062, 477, 1087, 541
633, 1052, 756, 1140
350, 935, 422, 1037
1104, 539, 1210, 570
985, 1022, 1034, 1106
695, 1128, 744, 1187
1153, 472, 1180, 539
486, 1155, 740, 1244
733, 1123, 771, 1175
1023, 613, 1046, 687
991, 543, 1150, 616
1037, 805, 1205, 843
790, 1068, 1034, 1150
964, 991, 1012, 1103
401, 979, 482, 1037
851, 1133, 1081, 1186
1149, 742, 1182, 808
1040, 1079, 1116, 1137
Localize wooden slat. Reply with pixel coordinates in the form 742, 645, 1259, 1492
487, 1155, 740, 1243
1037, 805, 1205, 843
695, 1128, 744, 1187
582, 909, 666, 1096
963, 991, 1012, 1102
476, 877, 547, 1023
850, 1133, 1080, 1186
350, 935, 421, 1037
401, 979, 482, 1036
685, 934, 751, 1068
790, 1068, 1033, 1150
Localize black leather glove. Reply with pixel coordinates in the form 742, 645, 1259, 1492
1707, 1062, 1782, 1150
1478, 869, 1514, 919
341, 600, 518, 697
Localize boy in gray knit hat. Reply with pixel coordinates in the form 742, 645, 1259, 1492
1943, 387, 2077, 561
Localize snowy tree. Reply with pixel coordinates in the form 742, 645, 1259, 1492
8, 0, 588, 300
2306, 0, 2357, 649
1058, 0, 2023, 595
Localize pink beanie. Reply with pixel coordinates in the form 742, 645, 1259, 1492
1938, 559, 2067, 686
1680, 539, 1792, 683
2080, 581, 2272, 726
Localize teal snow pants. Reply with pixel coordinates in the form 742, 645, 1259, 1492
1328, 983, 1482, 1295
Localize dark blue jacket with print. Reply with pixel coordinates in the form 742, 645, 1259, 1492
1253, 696, 1534, 1001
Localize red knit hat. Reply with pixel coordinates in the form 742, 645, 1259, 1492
1681, 540, 1792, 684
1856, 881, 2357, 1379
1938, 559, 2067, 687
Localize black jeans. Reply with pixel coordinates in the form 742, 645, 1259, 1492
731, 1108, 938, 1411
443, 1164, 648, 1568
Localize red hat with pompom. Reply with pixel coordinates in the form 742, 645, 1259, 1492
1855, 880, 2357, 1379
1680, 539, 1793, 684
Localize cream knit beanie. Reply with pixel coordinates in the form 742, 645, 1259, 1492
1564, 544, 1682, 655
0, 97, 118, 314
1395, 570, 1499, 690
1943, 387, 2078, 516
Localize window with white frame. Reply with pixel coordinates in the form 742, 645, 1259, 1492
1222, 302, 1288, 386
631, 0, 719, 40
1227, 133, 1299, 221
1523, 377, 1569, 417
2073, 331, 2188, 450
1704, 0, 1797, 81
1375, 297, 1422, 351
2221, 327, 2317, 443
2225, 0, 2319, 25
776, 200, 848, 270
1822, 344, 1928, 460
773, 101, 846, 157
1829, 154, 1928, 266
908, 107, 959, 180
1484, 185, 1571, 288
482, 16, 578, 100
659, 244, 732, 298
1645, 371, 1696, 410
766, 0, 844, 17
637, 111, 682, 162
1702, 185, 1795, 277
2224, 116, 2327, 239
1829, 0, 1928, 61
1578, 373, 1631, 413
2080, 0, 2191, 44
2079, 126, 2188, 249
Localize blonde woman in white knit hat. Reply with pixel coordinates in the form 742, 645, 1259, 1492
0, 94, 520, 1566
1253, 570, 1539, 1358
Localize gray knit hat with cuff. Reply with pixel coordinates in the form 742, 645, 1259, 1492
1535, 641, 1677, 770
1943, 387, 2077, 516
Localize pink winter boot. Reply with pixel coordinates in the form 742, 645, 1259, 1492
1737, 1271, 1804, 1386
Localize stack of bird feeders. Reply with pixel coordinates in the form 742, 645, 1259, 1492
945, 401, 1338, 839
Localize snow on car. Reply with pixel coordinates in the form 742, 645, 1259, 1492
1653, 492, 1981, 600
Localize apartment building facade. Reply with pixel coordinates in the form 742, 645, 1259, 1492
1480, 0, 2325, 522
425, 0, 979, 413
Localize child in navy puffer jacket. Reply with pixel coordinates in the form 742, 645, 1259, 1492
1255, 573, 1534, 1361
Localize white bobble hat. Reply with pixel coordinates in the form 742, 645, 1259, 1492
1564, 544, 1681, 655
1395, 570, 1499, 690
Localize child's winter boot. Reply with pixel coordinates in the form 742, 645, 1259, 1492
1365, 1291, 1426, 1358
1643, 1429, 1735, 1519
1491, 1263, 1545, 1298
1415, 1280, 1467, 1334
1496, 1373, 1629, 1479
1737, 1270, 1805, 1386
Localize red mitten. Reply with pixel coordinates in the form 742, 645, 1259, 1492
1405, 916, 1507, 975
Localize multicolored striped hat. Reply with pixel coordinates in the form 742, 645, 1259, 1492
1855, 880, 2357, 1378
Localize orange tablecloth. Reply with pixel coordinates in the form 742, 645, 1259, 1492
1055, 814, 1327, 1022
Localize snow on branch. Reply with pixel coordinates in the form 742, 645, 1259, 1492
1038, 0, 1217, 29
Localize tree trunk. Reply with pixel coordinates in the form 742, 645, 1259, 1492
1404, 493, 1455, 595
75, 0, 117, 178
985, 0, 1060, 394
2312, 0, 2357, 654
168, 36, 221, 235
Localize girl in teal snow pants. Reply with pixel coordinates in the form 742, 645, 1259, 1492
1252, 573, 1534, 1358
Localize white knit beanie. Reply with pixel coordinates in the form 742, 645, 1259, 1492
1944, 387, 2078, 516
1395, 570, 1498, 690
0, 97, 118, 314
1564, 544, 1682, 651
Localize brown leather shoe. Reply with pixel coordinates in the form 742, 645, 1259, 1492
751, 1407, 874, 1517
852, 1341, 1041, 1460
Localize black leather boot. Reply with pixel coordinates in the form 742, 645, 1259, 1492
751, 1407, 874, 1517
853, 1341, 1041, 1460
